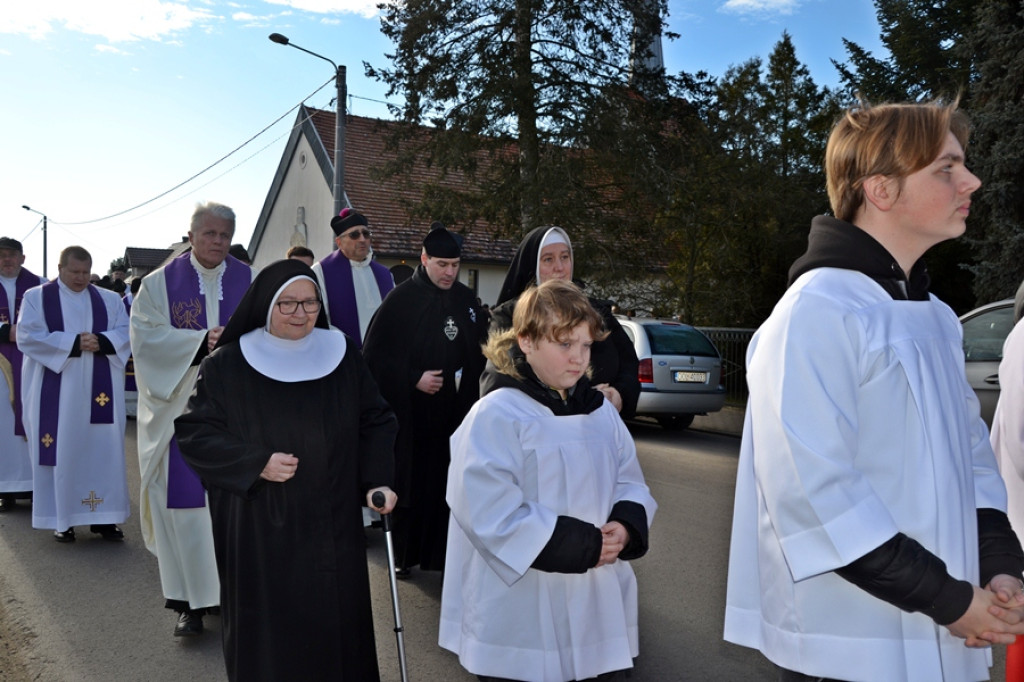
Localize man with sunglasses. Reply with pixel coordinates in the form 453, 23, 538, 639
312, 208, 394, 349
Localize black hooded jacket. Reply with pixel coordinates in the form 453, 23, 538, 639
791, 216, 1024, 625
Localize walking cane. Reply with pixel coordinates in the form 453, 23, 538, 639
372, 491, 409, 682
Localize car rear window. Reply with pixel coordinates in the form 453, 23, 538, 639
643, 324, 719, 357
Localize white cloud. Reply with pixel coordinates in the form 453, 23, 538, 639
720, 0, 800, 15
94, 44, 128, 54
262, 0, 378, 19
0, 1, 217, 43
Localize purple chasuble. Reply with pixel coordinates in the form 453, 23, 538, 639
0, 268, 41, 437
38, 282, 114, 466
320, 250, 394, 349
163, 253, 251, 508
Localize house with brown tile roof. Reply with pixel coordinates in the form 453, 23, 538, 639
246, 105, 517, 305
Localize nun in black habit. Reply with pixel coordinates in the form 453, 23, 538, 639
174, 259, 398, 682
487, 226, 641, 418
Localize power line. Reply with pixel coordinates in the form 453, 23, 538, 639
51, 77, 335, 227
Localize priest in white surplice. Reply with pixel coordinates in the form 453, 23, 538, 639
17, 246, 130, 543
0, 236, 46, 513
131, 202, 254, 638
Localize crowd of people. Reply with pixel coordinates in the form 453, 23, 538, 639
4, 98, 1024, 682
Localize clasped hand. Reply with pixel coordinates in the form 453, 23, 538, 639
595, 521, 628, 567
951, 573, 1024, 648
79, 332, 101, 353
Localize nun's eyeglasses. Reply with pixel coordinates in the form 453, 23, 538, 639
275, 299, 322, 315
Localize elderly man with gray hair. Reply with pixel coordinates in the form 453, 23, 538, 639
130, 202, 254, 637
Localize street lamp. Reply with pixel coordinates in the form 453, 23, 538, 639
21, 205, 47, 278
269, 33, 347, 219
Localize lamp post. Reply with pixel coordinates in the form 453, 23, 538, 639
269, 33, 347, 219
21, 205, 47, 278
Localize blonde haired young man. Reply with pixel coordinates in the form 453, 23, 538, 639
725, 102, 1024, 681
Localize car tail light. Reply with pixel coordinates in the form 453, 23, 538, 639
638, 358, 653, 384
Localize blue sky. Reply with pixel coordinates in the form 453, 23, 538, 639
0, 0, 885, 277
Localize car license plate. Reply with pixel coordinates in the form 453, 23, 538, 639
673, 371, 707, 383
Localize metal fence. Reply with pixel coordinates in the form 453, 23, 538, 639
698, 327, 755, 405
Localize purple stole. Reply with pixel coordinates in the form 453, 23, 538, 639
38, 282, 114, 466
0, 268, 41, 437
162, 254, 251, 508
320, 251, 394, 349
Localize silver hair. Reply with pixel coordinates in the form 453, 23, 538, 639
190, 202, 236, 232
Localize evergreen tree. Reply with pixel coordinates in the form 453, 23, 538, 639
834, 0, 975, 103
703, 35, 836, 324
369, 0, 673, 235
965, 0, 1024, 303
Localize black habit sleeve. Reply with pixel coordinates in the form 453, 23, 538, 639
834, 532, 974, 625
977, 508, 1024, 586
597, 308, 640, 419
352, 349, 398, 495
531, 516, 602, 573
174, 353, 275, 499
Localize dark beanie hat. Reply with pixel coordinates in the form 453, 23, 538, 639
229, 244, 250, 262
330, 208, 369, 236
422, 222, 463, 258
0, 237, 23, 253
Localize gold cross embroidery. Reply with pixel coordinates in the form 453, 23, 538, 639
41, 433, 54, 448
94, 392, 110, 407
82, 491, 104, 512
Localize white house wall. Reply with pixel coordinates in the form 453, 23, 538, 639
252, 135, 335, 270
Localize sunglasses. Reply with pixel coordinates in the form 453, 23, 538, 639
344, 229, 372, 240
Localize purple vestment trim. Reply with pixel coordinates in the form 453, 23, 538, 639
87, 286, 114, 425
38, 283, 113, 465
166, 437, 206, 508
320, 251, 394, 349
0, 268, 41, 437
162, 253, 250, 508
163, 253, 251, 330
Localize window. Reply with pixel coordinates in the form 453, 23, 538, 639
962, 303, 1014, 362
643, 324, 719, 357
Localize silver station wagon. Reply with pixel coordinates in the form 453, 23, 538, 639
616, 316, 727, 430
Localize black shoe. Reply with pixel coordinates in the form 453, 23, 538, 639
0, 497, 12, 512
395, 567, 412, 579
54, 528, 76, 543
173, 610, 204, 637
90, 524, 125, 541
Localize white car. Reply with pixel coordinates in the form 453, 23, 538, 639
615, 316, 727, 430
960, 298, 1014, 427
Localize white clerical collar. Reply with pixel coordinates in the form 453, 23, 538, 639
57, 279, 88, 296
239, 326, 346, 382
350, 248, 375, 268
189, 252, 227, 299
